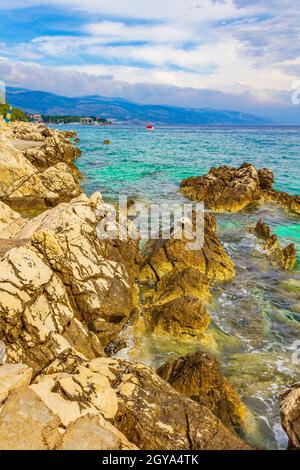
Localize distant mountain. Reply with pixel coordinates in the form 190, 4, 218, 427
7, 87, 272, 125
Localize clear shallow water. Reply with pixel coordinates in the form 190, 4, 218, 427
61, 124, 300, 449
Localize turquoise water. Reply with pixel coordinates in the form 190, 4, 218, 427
61, 124, 300, 449
73, 124, 300, 256
73, 125, 300, 200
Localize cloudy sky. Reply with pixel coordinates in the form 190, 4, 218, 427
0, 0, 300, 122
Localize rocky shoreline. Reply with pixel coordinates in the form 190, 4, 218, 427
0, 119, 299, 450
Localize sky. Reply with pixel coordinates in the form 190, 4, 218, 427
0, 0, 300, 122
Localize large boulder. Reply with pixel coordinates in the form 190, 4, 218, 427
180, 163, 300, 214
280, 382, 300, 449
109, 358, 249, 450
0, 357, 250, 450
139, 214, 235, 337
157, 350, 246, 432
0, 357, 249, 450
0, 193, 140, 372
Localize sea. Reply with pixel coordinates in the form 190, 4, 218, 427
56, 124, 300, 449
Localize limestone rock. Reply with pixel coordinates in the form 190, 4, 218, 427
59, 415, 137, 450
31, 363, 119, 426
0, 375, 136, 450
0, 202, 28, 256
0, 363, 32, 403
280, 382, 300, 449
0, 201, 21, 234
0, 138, 81, 212
0, 388, 62, 450
0, 357, 249, 450
0, 194, 140, 371
157, 351, 246, 432
254, 219, 297, 270
0, 246, 103, 372
180, 163, 300, 215
23, 133, 81, 176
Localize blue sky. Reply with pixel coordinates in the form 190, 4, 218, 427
0, 0, 300, 122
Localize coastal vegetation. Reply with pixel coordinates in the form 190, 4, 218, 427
0, 102, 26, 122
41, 115, 111, 124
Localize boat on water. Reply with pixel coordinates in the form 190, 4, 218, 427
146, 125, 154, 131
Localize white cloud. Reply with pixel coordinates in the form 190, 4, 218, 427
0, 0, 257, 22
0, 0, 299, 121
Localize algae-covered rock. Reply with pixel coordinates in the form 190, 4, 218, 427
147, 295, 211, 337
180, 163, 262, 212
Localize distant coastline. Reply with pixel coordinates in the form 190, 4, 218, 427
7, 86, 273, 126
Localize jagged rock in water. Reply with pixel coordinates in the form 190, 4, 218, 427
0, 193, 140, 372
157, 350, 246, 432
280, 382, 300, 449
254, 219, 271, 240
180, 163, 300, 214
254, 219, 297, 270
139, 213, 235, 337
257, 168, 274, 190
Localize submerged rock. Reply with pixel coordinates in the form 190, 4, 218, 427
280, 382, 300, 449
180, 163, 300, 215
139, 213, 235, 337
254, 219, 297, 270
157, 350, 246, 432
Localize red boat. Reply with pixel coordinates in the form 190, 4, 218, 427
146, 125, 154, 131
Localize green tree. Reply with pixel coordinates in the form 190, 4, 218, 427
0, 102, 27, 122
